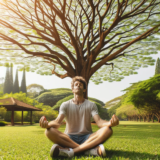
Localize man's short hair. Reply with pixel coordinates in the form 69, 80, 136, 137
71, 76, 87, 90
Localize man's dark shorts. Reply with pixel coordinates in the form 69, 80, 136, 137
68, 134, 91, 145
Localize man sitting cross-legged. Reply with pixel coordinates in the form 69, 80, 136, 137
39, 76, 119, 158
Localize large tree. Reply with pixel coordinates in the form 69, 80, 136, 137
0, 0, 160, 97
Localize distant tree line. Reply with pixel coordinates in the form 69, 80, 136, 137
2, 63, 27, 94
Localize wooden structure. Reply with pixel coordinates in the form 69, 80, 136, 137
0, 97, 42, 126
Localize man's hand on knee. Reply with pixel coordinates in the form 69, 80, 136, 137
39, 116, 49, 128
109, 115, 119, 127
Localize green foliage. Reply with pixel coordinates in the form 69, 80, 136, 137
0, 83, 3, 92
98, 107, 110, 120
35, 88, 73, 106
116, 104, 140, 119
0, 92, 35, 105
0, 121, 7, 126
0, 106, 7, 119
118, 75, 160, 121
52, 95, 74, 110
0, 83, 3, 96
27, 84, 44, 98
27, 84, 44, 91
88, 97, 105, 107
32, 103, 58, 123
126, 75, 160, 110
105, 96, 126, 119
105, 96, 122, 109
108, 101, 122, 118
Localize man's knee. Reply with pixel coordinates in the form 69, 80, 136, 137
103, 126, 113, 135
45, 127, 58, 138
99, 126, 113, 141
108, 127, 113, 136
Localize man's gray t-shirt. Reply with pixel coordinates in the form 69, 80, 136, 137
59, 99, 99, 135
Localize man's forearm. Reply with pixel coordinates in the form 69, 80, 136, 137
47, 120, 61, 129
97, 119, 111, 128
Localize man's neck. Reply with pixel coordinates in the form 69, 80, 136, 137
72, 94, 85, 105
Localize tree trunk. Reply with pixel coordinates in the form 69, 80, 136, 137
142, 116, 145, 122
151, 114, 154, 123
84, 78, 89, 99
146, 114, 150, 122
154, 113, 160, 123
139, 116, 141, 122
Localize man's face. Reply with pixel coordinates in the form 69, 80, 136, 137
72, 81, 86, 95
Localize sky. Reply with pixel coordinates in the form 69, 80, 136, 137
0, 53, 159, 103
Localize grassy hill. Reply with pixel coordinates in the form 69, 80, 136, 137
104, 96, 123, 118
104, 96, 122, 109
35, 88, 108, 119
35, 88, 73, 107
52, 95, 105, 110
36, 88, 105, 107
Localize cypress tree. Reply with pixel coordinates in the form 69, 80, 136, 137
3, 63, 10, 94
21, 68, 27, 93
13, 69, 19, 93
155, 58, 160, 75
9, 63, 13, 93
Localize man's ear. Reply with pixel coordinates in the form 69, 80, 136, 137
83, 89, 86, 93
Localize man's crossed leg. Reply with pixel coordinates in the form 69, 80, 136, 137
45, 125, 113, 158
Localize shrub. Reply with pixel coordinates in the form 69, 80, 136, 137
0, 106, 7, 119
35, 89, 73, 106
0, 121, 7, 126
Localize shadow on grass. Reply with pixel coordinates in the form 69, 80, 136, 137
106, 150, 159, 159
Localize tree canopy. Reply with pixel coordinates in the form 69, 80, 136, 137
0, 0, 160, 89
124, 74, 160, 122
27, 84, 45, 98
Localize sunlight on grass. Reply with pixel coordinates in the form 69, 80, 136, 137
0, 122, 160, 160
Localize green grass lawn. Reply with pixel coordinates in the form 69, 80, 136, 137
0, 121, 160, 160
